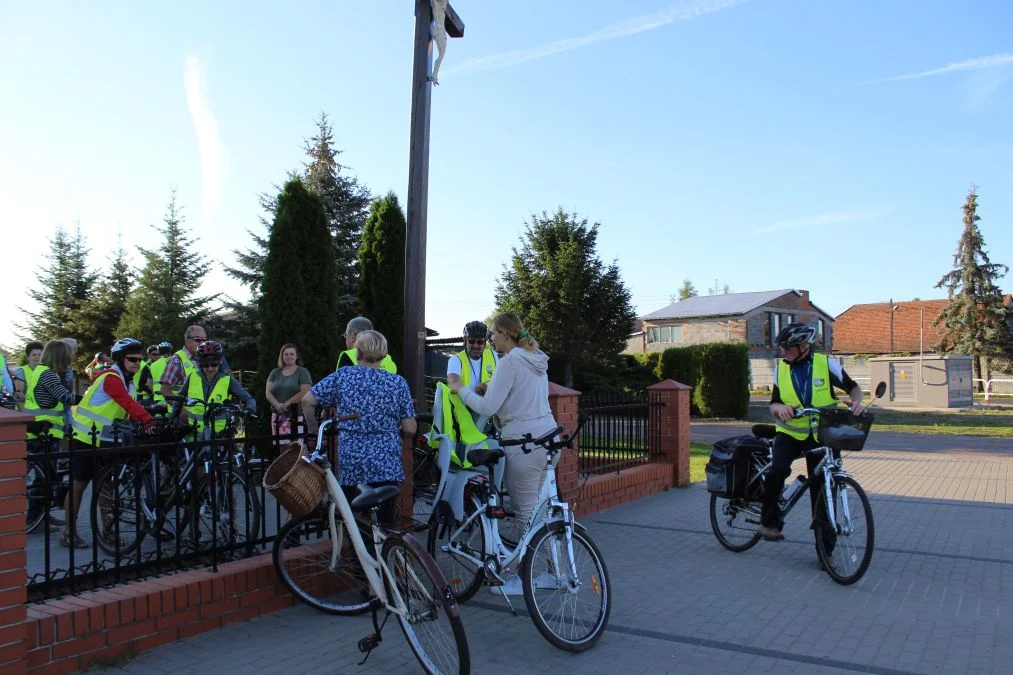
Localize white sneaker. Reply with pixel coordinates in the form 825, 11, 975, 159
533, 572, 559, 590
489, 575, 524, 596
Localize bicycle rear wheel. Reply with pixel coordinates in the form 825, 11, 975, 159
272, 512, 370, 615
381, 534, 470, 675
709, 494, 762, 552
814, 475, 874, 585
426, 497, 485, 602
412, 446, 440, 525
191, 471, 261, 555
522, 522, 611, 652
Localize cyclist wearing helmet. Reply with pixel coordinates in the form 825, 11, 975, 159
160, 326, 231, 398
759, 322, 865, 542
336, 316, 397, 373
66, 337, 156, 548
175, 340, 255, 433
448, 321, 498, 395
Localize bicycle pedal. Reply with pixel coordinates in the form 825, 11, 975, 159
357, 634, 381, 653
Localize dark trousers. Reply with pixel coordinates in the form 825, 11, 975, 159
761, 433, 826, 529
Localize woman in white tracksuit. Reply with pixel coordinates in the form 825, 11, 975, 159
450, 312, 558, 536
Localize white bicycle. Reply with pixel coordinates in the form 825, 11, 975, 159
270, 414, 469, 674
426, 422, 611, 652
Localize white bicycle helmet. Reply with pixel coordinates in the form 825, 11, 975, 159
774, 323, 817, 348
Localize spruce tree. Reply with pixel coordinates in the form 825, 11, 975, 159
118, 191, 211, 344
495, 208, 636, 387
933, 187, 1011, 387
73, 236, 134, 357
20, 224, 96, 349
357, 192, 406, 366
303, 112, 372, 327
258, 179, 337, 386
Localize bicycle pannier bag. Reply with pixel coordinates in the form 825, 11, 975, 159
705, 435, 768, 497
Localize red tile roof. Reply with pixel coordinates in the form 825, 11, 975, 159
833, 300, 949, 354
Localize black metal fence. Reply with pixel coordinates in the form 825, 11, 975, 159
25, 415, 315, 602
577, 389, 663, 476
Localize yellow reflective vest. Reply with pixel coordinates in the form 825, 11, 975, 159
72, 369, 133, 445
336, 349, 397, 374
775, 352, 836, 440
172, 349, 198, 392
184, 374, 232, 433
23, 365, 65, 439
149, 357, 169, 403
455, 348, 497, 387
431, 382, 490, 468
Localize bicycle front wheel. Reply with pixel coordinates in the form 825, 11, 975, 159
709, 494, 762, 552
91, 463, 145, 556
381, 534, 470, 675
272, 512, 370, 615
814, 475, 874, 585
26, 461, 48, 534
522, 522, 611, 652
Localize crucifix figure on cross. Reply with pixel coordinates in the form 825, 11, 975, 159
430, 0, 448, 85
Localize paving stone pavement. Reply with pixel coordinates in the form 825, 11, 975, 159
90, 438, 1013, 675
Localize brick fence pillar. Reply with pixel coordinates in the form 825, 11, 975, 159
0, 407, 30, 674
647, 379, 692, 487
547, 383, 581, 504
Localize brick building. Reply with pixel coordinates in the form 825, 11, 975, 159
627, 289, 835, 358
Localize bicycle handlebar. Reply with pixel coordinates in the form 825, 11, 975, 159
500, 426, 566, 453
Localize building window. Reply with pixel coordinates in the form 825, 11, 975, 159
769, 313, 781, 345
647, 325, 683, 344
817, 319, 825, 344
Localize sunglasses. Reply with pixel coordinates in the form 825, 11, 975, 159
201, 360, 221, 368
123, 356, 143, 363
467, 339, 486, 345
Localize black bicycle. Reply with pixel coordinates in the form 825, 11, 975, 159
709, 383, 885, 585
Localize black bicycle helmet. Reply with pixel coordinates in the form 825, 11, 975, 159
774, 322, 818, 348
196, 340, 224, 363
110, 337, 143, 360
463, 321, 489, 340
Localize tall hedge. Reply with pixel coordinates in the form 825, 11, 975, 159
692, 343, 750, 418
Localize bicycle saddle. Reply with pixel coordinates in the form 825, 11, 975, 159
465, 447, 504, 467
350, 484, 400, 512
751, 424, 776, 439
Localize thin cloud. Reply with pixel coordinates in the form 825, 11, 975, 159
861, 53, 1013, 85
183, 55, 228, 223
757, 209, 889, 234
443, 0, 750, 77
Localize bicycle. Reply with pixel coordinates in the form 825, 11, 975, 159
426, 421, 611, 652
90, 398, 261, 557
709, 382, 886, 585
25, 423, 71, 533
270, 414, 469, 675
409, 413, 439, 527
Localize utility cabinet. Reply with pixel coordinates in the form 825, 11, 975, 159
868, 355, 973, 408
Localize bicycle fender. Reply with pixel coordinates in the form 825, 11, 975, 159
395, 534, 462, 619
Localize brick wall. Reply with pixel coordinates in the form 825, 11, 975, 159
549, 380, 690, 518
0, 407, 30, 675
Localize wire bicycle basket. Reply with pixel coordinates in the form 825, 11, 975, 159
816, 409, 874, 451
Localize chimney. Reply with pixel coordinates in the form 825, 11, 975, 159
797, 289, 810, 303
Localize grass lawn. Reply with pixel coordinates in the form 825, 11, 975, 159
690, 442, 710, 484
868, 407, 1013, 437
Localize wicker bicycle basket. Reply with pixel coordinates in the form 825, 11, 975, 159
816, 409, 874, 452
263, 442, 325, 518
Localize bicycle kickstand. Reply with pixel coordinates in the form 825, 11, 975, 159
357, 599, 388, 665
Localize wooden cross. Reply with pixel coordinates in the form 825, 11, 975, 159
403, 0, 464, 411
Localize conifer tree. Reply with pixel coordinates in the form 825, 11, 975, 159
496, 208, 636, 387
20, 224, 96, 349
258, 179, 337, 386
118, 191, 211, 344
678, 279, 698, 301
934, 187, 1011, 387
357, 192, 406, 366
73, 236, 134, 357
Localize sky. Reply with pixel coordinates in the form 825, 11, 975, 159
2, 0, 1012, 352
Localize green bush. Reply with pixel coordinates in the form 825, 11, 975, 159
693, 343, 750, 418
